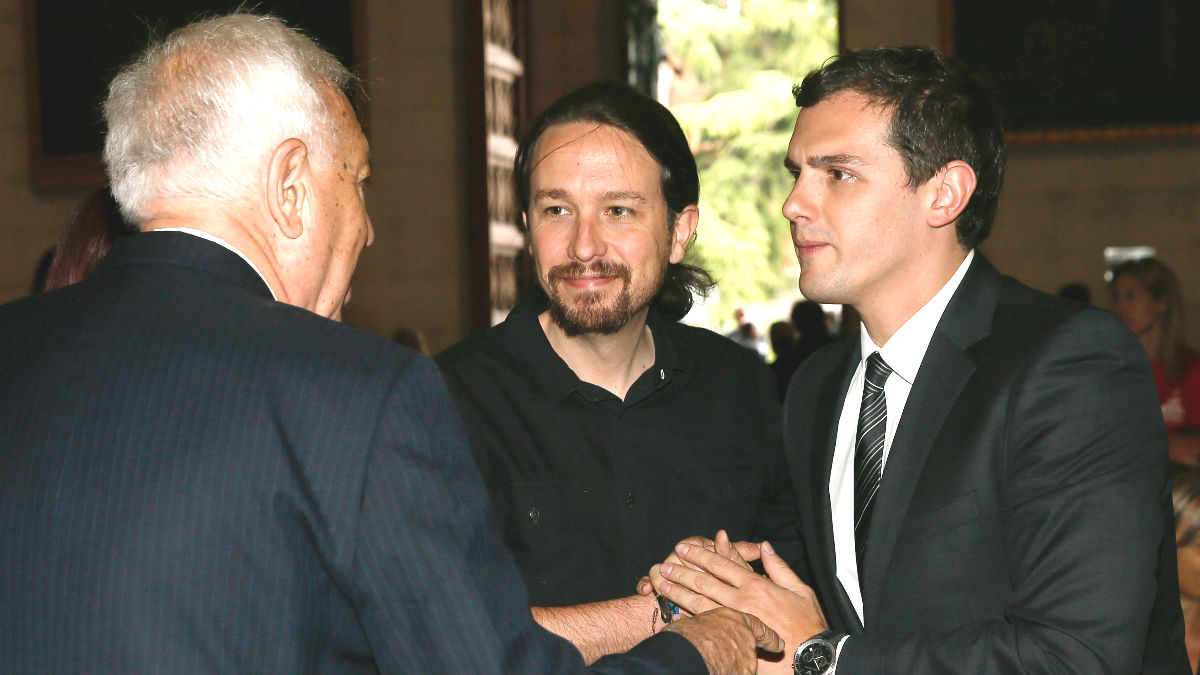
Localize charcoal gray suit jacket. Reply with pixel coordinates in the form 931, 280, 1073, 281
0, 232, 703, 674
784, 254, 1188, 674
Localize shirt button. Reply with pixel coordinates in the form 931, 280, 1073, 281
626, 491, 637, 508
659, 369, 665, 380
528, 507, 540, 524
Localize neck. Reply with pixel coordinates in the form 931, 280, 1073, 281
539, 308, 655, 400
858, 248, 968, 347
1140, 324, 1164, 363
140, 198, 289, 305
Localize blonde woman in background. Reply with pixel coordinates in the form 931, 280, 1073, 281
1111, 258, 1200, 464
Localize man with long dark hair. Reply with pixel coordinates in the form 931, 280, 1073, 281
438, 81, 800, 662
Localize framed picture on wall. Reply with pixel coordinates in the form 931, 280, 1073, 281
941, 0, 1200, 143
23, 0, 366, 189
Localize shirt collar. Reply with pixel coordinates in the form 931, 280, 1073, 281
152, 227, 277, 300
502, 288, 683, 401
859, 249, 974, 384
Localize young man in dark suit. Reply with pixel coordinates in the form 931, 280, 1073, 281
647, 47, 1187, 674
0, 13, 778, 674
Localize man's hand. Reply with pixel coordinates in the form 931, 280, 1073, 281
636, 530, 758, 596
663, 607, 783, 675
653, 540, 828, 674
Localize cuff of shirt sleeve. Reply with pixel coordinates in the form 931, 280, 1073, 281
828, 635, 849, 675
589, 630, 708, 675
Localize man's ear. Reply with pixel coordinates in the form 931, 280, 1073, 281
669, 204, 700, 264
266, 138, 309, 240
521, 211, 534, 254
927, 160, 977, 230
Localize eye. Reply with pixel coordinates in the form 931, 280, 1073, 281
605, 206, 633, 218
543, 205, 569, 217
829, 168, 854, 182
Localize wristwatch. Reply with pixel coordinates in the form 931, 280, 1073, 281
793, 629, 845, 675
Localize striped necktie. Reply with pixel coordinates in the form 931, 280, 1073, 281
854, 351, 892, 572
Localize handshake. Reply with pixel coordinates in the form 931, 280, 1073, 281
634, 530, 829, 675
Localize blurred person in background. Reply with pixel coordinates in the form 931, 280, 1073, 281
42, 186, 132, 291
1173, 464, 1200, 673
1111, 258, 1200, 465
768, 319, 798, 400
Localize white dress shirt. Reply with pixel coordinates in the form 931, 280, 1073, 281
154, 228, 277, 300
829, 249, 974, 623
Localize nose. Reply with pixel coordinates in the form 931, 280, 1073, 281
365, 214, 375, 247
569, 213, 605, 262
782, 178, 813, 225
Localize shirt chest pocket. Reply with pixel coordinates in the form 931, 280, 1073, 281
669, 459, 766, 542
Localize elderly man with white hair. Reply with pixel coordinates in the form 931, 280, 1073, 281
0, 13, 778, 674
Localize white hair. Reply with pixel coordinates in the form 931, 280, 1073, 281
103, 13, 355, 224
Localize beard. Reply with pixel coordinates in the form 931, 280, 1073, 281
545, 259, 662, 336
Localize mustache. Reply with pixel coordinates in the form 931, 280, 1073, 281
546, 259, 632, 286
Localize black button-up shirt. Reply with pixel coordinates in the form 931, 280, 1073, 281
437, 290, 801, 607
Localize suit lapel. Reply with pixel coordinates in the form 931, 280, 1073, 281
802, 340, 862, 631
859, 255, 1001, 625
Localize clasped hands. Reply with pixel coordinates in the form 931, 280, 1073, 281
638, 530, 829, 675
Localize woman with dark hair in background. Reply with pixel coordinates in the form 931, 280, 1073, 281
1111, 258, 1200, 465
42, 187, 131, 291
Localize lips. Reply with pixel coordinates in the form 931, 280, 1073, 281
547, 260, 632, 291
564, 275, 617, 291
794, 240, 829, 258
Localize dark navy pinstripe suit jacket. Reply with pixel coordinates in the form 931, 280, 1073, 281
0, 232, 703, 674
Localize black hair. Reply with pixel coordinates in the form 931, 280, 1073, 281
793, 47, 1006, 249
513, 81, 714, 321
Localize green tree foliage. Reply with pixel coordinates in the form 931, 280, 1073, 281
660, 0, 837, 319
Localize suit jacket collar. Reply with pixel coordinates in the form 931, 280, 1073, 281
94, 231, 275, 301
857, 252, 1001, 625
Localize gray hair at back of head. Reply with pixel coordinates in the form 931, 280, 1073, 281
103, 13, 355, 224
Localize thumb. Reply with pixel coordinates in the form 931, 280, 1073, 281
760, 540, 805, 592
742, 611, 785, 654
636, 576, 653, 595
733, 540, 762, 562
714, 530, 752, 571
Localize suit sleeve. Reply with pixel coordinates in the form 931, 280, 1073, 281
838, 310, 1184, 674
749, 363, 810, 583
346, 355, 708, 674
